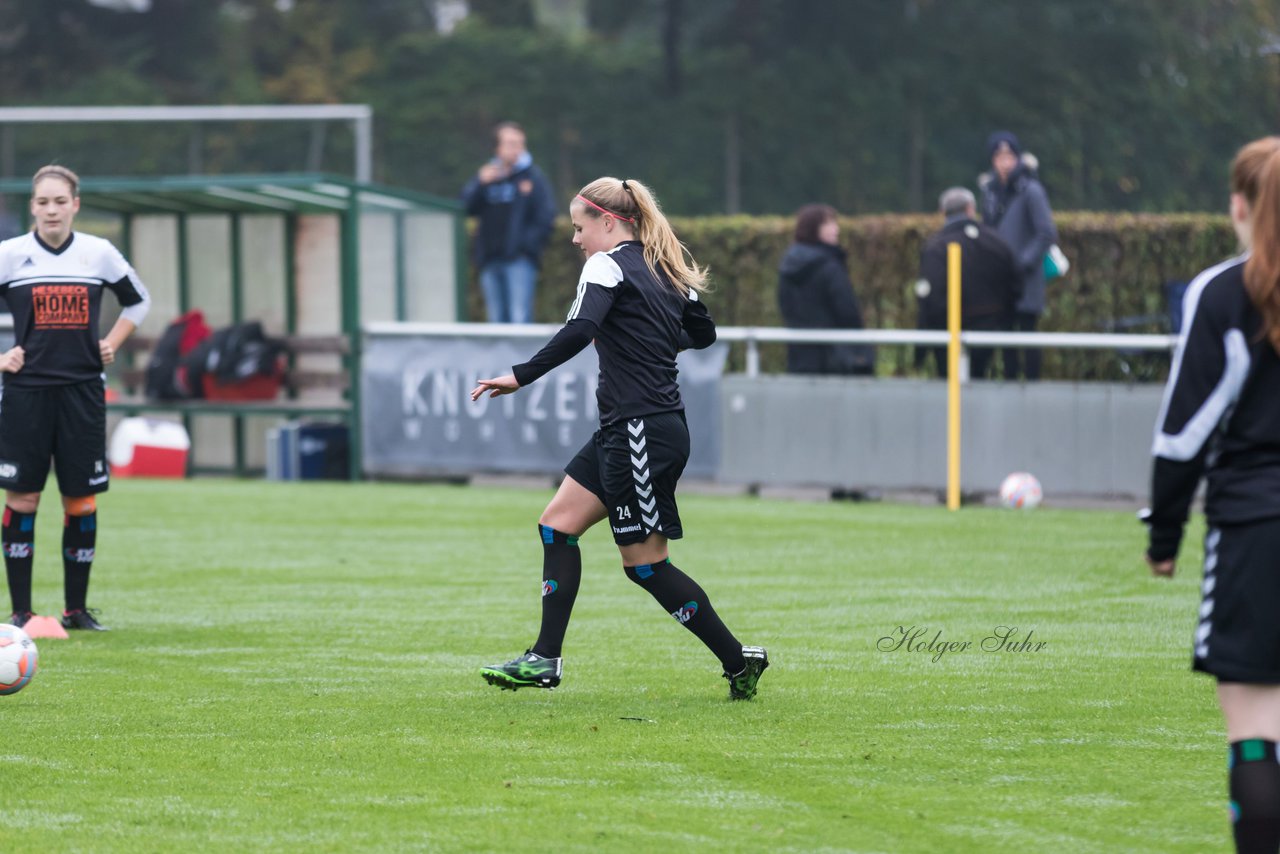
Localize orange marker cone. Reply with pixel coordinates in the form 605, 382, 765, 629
22, 615, 69, 639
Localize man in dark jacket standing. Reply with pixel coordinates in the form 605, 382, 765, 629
776, 204, 874, 375
461, 122, 557, 323
917, 187, 1019, 379
980, 130, 1058, 380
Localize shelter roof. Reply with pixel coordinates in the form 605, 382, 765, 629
0, 173, 460, 216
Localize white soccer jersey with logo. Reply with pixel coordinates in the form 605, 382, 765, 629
0, 231, 150, 387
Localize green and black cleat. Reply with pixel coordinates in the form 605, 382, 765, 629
481, 650, 562, 691
725, 646, 769, 700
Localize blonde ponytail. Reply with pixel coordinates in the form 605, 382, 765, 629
575, 177, 708, 295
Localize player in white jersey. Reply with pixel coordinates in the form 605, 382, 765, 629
0, 165, 151, 632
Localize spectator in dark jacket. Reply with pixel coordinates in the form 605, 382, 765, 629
979, 131, 1058, 380
461, 121, 557, 323
776, 204, 874, 375
917, 187, 1020, 379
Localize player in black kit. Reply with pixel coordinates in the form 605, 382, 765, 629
1145, 137, 1280, 854
472, 177, 767, 699
1, 165, 151, 632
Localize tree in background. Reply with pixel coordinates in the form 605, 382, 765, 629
0, 0, 1274, 214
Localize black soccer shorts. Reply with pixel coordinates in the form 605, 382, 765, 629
1192, 517, 1280, 684
565, 410, 689, 546
0, 379, 110, 495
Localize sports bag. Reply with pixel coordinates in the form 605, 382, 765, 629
144, 310, 211, 400
199, 321, 287, 401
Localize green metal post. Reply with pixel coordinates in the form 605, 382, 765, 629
119, 213, 135, 390
341, 199, 363, 480
229, 213, 246, 476
176, 213, 193, 474
176, 213, 190, 312
394, 211, 407, 322
284, 215, 298, 336
230, 213, 244, 323
120, 212, 133, 261
454, 213, 469, 322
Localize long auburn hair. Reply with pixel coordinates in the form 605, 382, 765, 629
574, 177, 708, 296
1233, 136, 1280, 353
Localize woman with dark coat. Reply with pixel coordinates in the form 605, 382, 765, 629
776, 204, 874, 375
979, 131, 1058, 380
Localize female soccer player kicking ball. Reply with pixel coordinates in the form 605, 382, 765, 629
471, 177, 767, 700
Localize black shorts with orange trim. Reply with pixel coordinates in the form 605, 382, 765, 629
0, 379, 109, 495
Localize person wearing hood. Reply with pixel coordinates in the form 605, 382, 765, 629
776, 204, 874, 375
979, 131, 1059, 380
462, 121, 557, 323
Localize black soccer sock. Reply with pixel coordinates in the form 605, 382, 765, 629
1230, 739, 1280, 854
2, 507, 35, 615
62, 512, 96, 613
624, 559, 746, 673
530, 525, 581, 659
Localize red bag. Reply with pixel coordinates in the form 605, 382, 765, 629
145, 310, 212, 400
191, 322, 287, 401
203, 372, 285, 401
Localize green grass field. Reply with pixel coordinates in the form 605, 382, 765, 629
1, 478, 1226, 852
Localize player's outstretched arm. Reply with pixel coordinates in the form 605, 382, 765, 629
471, 374, 520, 401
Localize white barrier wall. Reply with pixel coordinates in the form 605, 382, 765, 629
719, 375, 1162, 497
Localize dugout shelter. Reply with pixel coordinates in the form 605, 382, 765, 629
0, 173, 466, 478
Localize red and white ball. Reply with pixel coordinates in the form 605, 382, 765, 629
999, 472, 1043, 510
0, 624, 38, 695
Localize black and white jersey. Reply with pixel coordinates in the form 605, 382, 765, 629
0, 231, 150, 388
1147, 253, 1280, 559
512, 241, 716, 426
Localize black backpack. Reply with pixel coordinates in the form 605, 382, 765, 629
144, 310, 211, 400
183, 321, 286, 400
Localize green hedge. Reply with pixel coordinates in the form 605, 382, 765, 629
468, 213, 1238, 379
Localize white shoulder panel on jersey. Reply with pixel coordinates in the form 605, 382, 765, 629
1150, 254, 1251, 461
0, 233, 37, 285
71, 233, 123, 275
581, 252, 624, 288
566, 252, 624, 320
1152, 328, 1250, 461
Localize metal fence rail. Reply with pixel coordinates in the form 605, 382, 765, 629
363, 322, 1179, 378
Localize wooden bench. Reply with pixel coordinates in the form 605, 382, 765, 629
108, 333, 357, 478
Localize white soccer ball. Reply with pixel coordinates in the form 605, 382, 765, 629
999, 472, 1043, 510
0, 624, 38, 695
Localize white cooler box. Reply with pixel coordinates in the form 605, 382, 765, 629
109, 417, 191, 478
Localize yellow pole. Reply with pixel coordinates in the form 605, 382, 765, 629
946, 242, 962, 511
